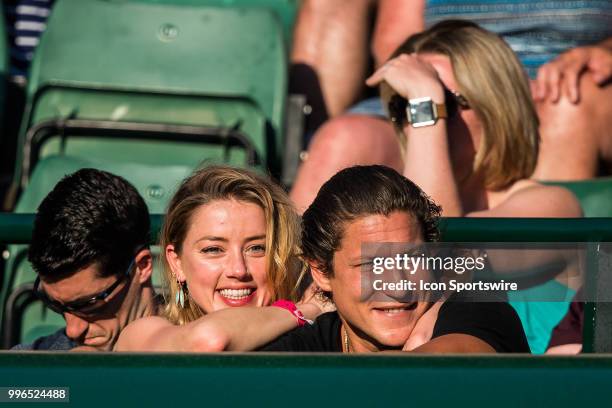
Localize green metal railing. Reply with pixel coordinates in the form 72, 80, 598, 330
0, 213, 164, 244
3, 214, 612, 244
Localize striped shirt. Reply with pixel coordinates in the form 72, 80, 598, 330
4, 0, 54, 82
426, 0, 612, 78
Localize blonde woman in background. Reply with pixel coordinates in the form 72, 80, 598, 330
365, 20, 582, 353
367, 19, 581, 218
117, 165, 324, 351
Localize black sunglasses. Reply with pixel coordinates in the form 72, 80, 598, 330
388, 87, 470, 127
34, 258, 135, 317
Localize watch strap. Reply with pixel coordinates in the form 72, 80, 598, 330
435, 102, 448, 119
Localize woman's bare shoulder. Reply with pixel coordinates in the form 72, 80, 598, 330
474, 179, 582, 218
505, 180, 583, 217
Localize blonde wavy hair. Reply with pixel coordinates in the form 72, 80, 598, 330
160, 165, 303, 325
381, 20, 539, 190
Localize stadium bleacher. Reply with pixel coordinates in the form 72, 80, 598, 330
9, 0, 288, 195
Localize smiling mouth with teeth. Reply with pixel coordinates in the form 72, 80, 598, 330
218, 288, 255, 300
373, 303, 418, 314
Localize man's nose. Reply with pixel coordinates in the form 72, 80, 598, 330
64, 312, 89, 341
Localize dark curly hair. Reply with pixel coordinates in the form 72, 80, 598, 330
28, 168, 150, 283
302, 165, 441, 277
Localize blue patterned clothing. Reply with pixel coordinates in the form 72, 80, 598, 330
426, 0, 612, 78
348, 1, 612, 117
11, 328, 76, 351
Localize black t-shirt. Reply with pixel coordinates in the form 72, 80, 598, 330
260, 294, 530, 353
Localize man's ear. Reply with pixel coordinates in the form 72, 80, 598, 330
134, 248, 153, 284
309, 260, 332, 293
165, 244, 185, 282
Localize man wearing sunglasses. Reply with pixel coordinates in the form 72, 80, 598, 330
12, 169, 159, 351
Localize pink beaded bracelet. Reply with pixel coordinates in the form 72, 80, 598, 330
272, 300, 313, 327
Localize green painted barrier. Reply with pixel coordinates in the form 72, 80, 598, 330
1, 353, 612, 407
4, 215, 612, 244
0, 213, 164, 244
439, 217, 612, 242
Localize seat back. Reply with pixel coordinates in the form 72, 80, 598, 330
12, 0, 287, 194
131, 0, 299, 47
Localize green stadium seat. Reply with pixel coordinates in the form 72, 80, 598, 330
8, 0, 287, 207
132, 0, 299, 48
17, 155, 192, 214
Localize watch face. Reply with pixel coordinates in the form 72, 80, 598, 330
408, 98, 436, 127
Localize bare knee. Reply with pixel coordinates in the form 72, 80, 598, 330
290, 116, 367, 211
535, 73, 611, 179
538, 73, 611, 148
308, 115, 401, 167
291, 114, 401, 211
308, 116, 367, 158
577, 74, 612, 156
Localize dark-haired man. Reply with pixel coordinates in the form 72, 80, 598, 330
12, 169, 160, 351
262, 165, 530, 353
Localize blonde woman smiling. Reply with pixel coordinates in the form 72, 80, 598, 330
117, 166, 325, 351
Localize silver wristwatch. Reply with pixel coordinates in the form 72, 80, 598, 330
407, 97, 448, 128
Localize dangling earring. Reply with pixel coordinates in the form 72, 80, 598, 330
175, 280, 187, 309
